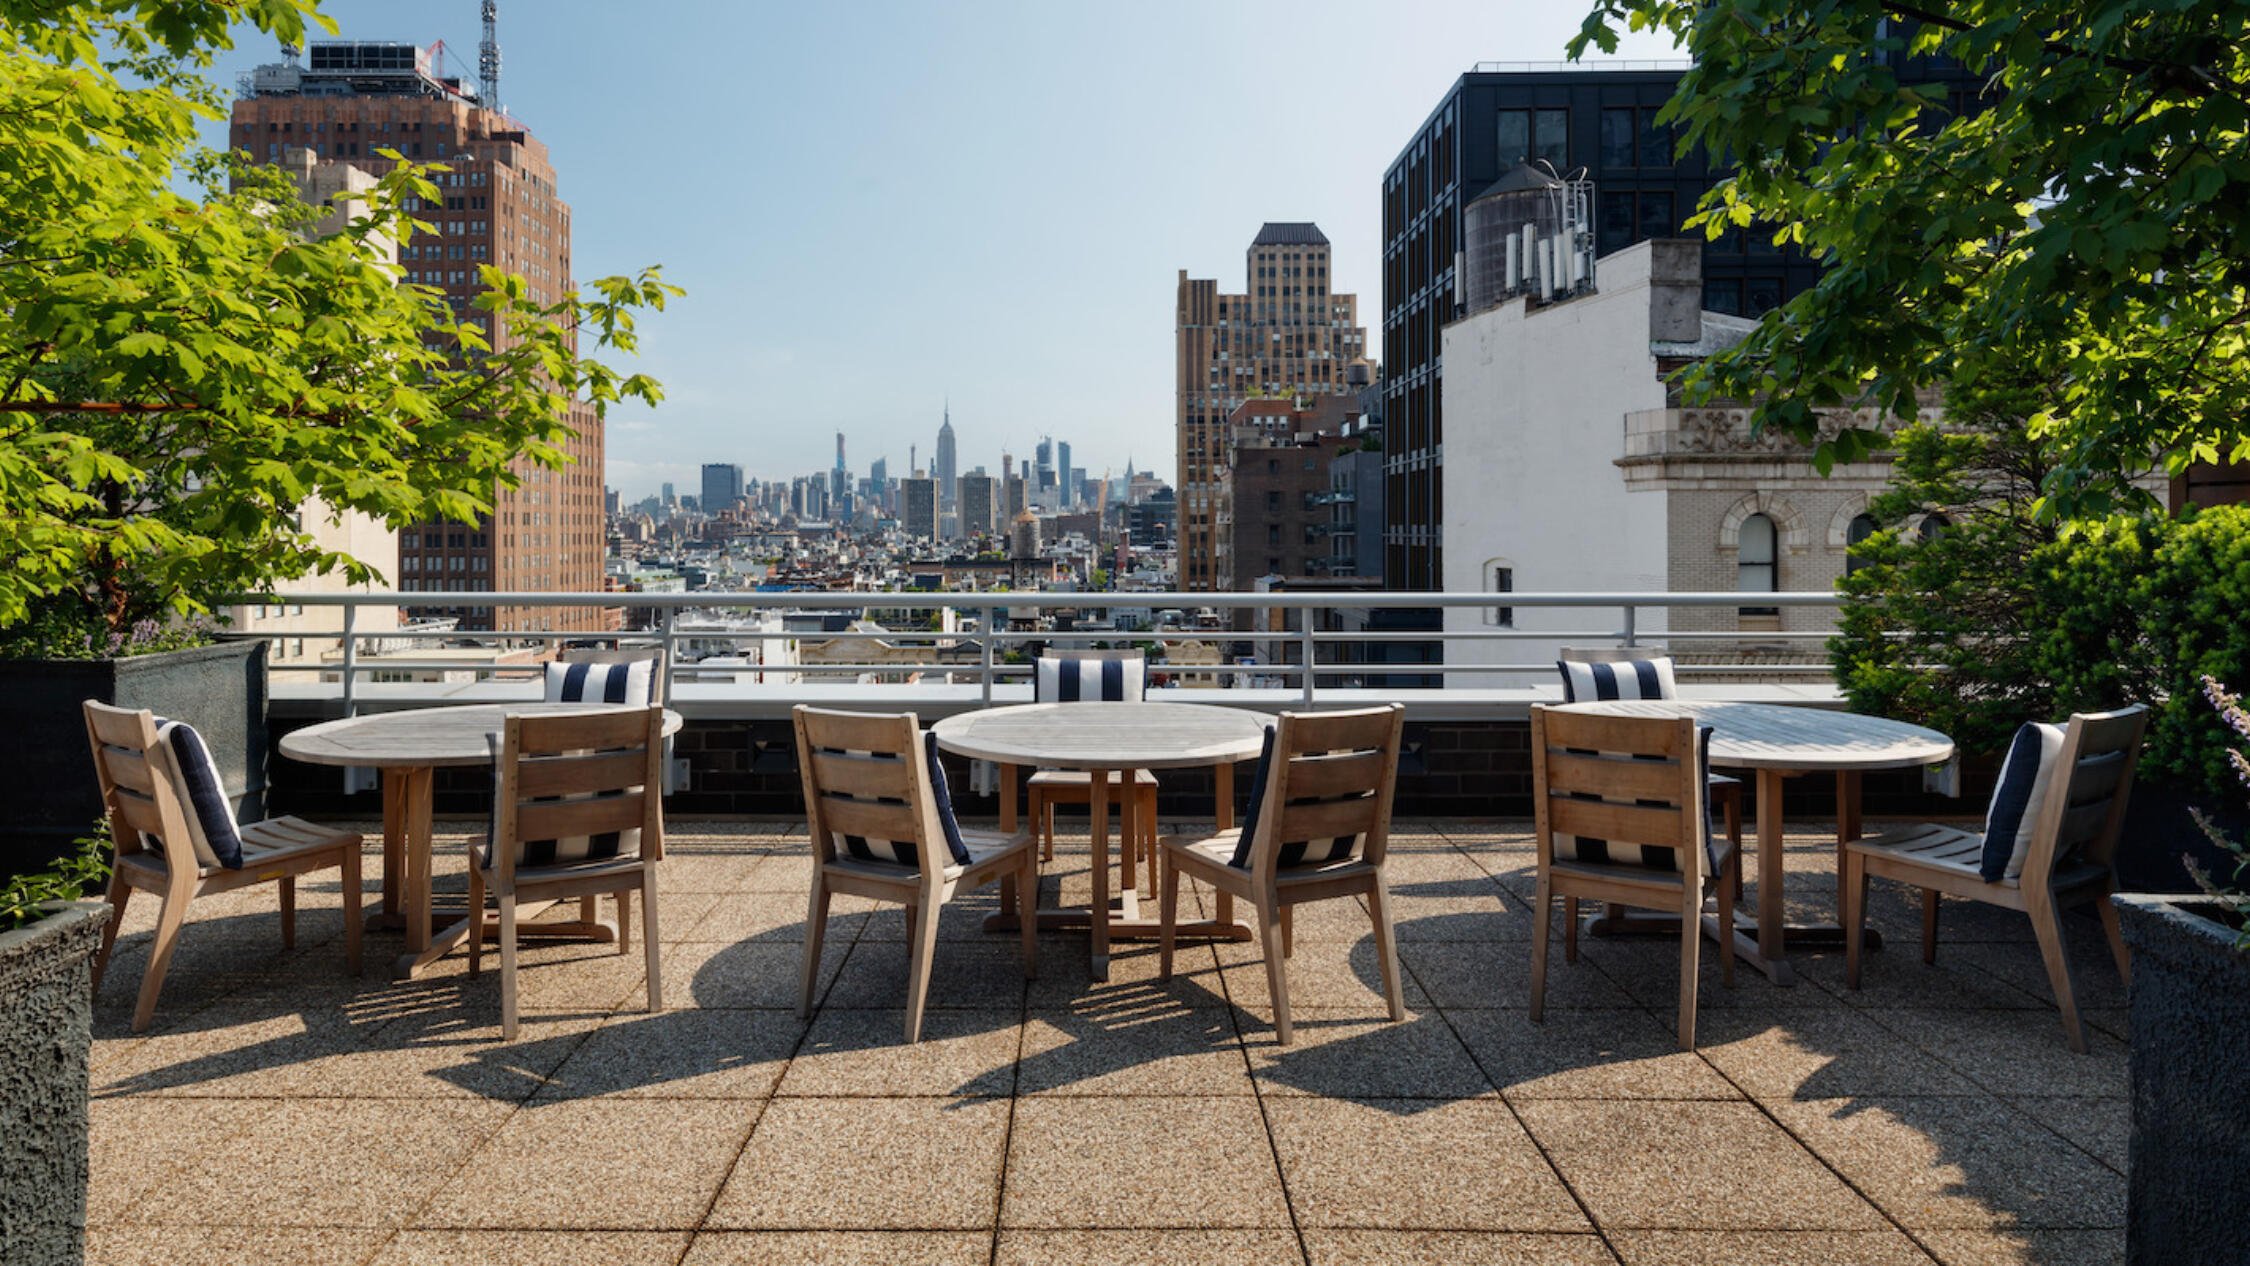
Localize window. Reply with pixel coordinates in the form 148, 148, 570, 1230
1738, 513, 1778, 615
1845, 512, 1878, 574
1533, 109, 1568, 169
1267, 525, 1281, 547
1637, 191, 1677, 241
1488, 563, 1515, 626
1919, 513, 1951, 541
1599, 191, 1635, 255
1638, 109, 1673, 168
1746, 278, 1784, 316
1703, 280, 1743, 316
1598, 108, 1635, 168
1265, 490, 1282, 512
1496, 110, 1529, 165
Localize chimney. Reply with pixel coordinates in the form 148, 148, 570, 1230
1647, 238, 1703, 344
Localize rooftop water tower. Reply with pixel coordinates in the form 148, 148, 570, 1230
1460, 161, 1596, 314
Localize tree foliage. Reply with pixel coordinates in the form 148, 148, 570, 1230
0, 0, 678, 643
1571, 0, 2250, 514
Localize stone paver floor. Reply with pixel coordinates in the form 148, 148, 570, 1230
85, 821, 2128, 1265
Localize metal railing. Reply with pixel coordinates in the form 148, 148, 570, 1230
237, 589, 1846, 717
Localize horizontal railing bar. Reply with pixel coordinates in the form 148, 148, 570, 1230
247, 590, 1846, 611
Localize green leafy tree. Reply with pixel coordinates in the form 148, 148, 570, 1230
1571, 1, 2250, 513
0, 0, 677, 645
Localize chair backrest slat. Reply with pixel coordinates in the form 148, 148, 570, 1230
1532, 706, 1706, 883
2022, 707, 2147, 881
82, 701, 197, 873
491, 705, 665, 880
1242, 704, 1405, 881
793, 706, 951, 884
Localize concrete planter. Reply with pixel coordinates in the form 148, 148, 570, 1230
0, 901, 111, 1266
2113, 893, 2250, 1266
0, 641, 267, 881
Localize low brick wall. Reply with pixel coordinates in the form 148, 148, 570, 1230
270, 713, 1981, 825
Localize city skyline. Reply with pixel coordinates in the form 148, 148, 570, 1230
196, 1, 1678, 502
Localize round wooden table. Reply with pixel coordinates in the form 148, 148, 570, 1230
1557, 700, 1955, 985
931, 701, 1268, 980
281, 703, 683, 979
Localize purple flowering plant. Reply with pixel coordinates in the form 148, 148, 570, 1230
2191, 676, 2250, 947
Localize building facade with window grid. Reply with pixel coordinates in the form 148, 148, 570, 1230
231, 43, 606, 634
1380, 55, 1984, 593
1175, 223, 1368, 592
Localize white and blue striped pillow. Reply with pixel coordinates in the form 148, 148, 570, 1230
1224, 726, 1361, 871
1036, 656, 1145, 703
1981, 721, 2065, 881
544, 659, 655, 706
1558, 657, 1678, 703
152, 718, 244, 869
1552, 726, 1722, 876
831, 733, 974, 871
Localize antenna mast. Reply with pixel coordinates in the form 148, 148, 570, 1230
478, 0, 501, 110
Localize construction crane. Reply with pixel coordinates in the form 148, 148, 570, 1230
478, 0, 501, 110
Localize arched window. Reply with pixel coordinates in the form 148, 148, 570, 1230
1919, 513, 1951, 541
1845, 512, 1878, 574
1738, 513, 1778, 615
1484, 560, 1516, 627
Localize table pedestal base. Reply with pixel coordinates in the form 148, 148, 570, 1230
384, 898, 620, 980
1585, 907, 1883, 987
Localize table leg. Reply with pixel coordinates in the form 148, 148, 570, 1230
1213, 759, 1235, 929
1089, 768, 1111, 980
376, 768, 408, 926
993, 763, 1022, 932
391, 766, 436, 977
1755, 767, 1796, 985
1119, 776, 1138, 895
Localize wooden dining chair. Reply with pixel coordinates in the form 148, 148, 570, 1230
1530, 705, 1740, 1050
468, 705, 666, 1040
1156, 704, 1407, 1045
793, 705, 1039, 1043
1844, 706, 2148, 1053
1026, 650, 1160, 887
83, 701, 363, 1033
1557, 647, 1743, 849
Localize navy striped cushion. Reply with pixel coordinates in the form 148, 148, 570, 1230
1036, 656, 1145, 702
152, 718, 244, 869
485, 733, 642, 870
1227, 727, 1277, 869
1558, 657, 1678, 703
1223, 727, 1363, 871
1981, 721, 2064, 881
1553, 726, 1722, 876
837, 734, 975, 870
544, 659, 655, 706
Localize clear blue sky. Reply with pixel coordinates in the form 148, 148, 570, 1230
205, 1, 1678, 501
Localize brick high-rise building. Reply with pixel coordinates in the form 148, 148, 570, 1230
231, 40, 602, 632
701, 463, 744, 514
1175, 223, 1368, 592
902, 476, 938, 543
956, 473, 996, 542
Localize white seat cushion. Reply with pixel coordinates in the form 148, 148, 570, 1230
1029, 768, 1159, 790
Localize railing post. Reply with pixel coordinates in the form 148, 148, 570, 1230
339, 599, 360, 719
1620, 604, 1638, 649
980, 606, 996, 708
1298, 616, 1317, 707
658, 605, 678, 701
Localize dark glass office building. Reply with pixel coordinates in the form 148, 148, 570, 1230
1379, 57, 1981, 592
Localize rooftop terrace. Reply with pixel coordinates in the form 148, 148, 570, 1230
85, 819, 2127, 1266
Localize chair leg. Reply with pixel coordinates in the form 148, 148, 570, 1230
1017, 855, 1039, 979
1922, 890, 1942, 964
93, 870, 131, 992
1368, 874, 1405, 1022
1716, 855, 1738, 989
640, 875, 663, 1013
341, 844, 363, 976
279, 876, 296, 950
903, 890, 943, 1045
799, 877, 830, 1019
1258, 899, 1293, 1046
1530, 873, 1553, 1024
1039, 794, 1055, 862
1120, 785, 1137, 894
1157, 854, 1182, 981
1280, 904, 1294, 959
2029, 892, 2089, 1054
2096, 880, 2131, 985
498, 894, 520, 1042
467, 861, 486, 978
1722, 782, 1742, 852
132, 879, 194, 1034
1843, 852, 1868, 990
1563, 895, 1580, 964
1677, 881, 1703, 1050
616, 886, 633, 956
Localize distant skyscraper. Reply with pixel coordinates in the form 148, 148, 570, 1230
1056, 440, 1073, 508
956, 472, 995, 541
701, 462, 744, 513
902, 475, 938, 542
1176, 222, 1366, 590
1034, 436, 1056, 500
935, 402, 958, 512
661, 482, 676, 507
